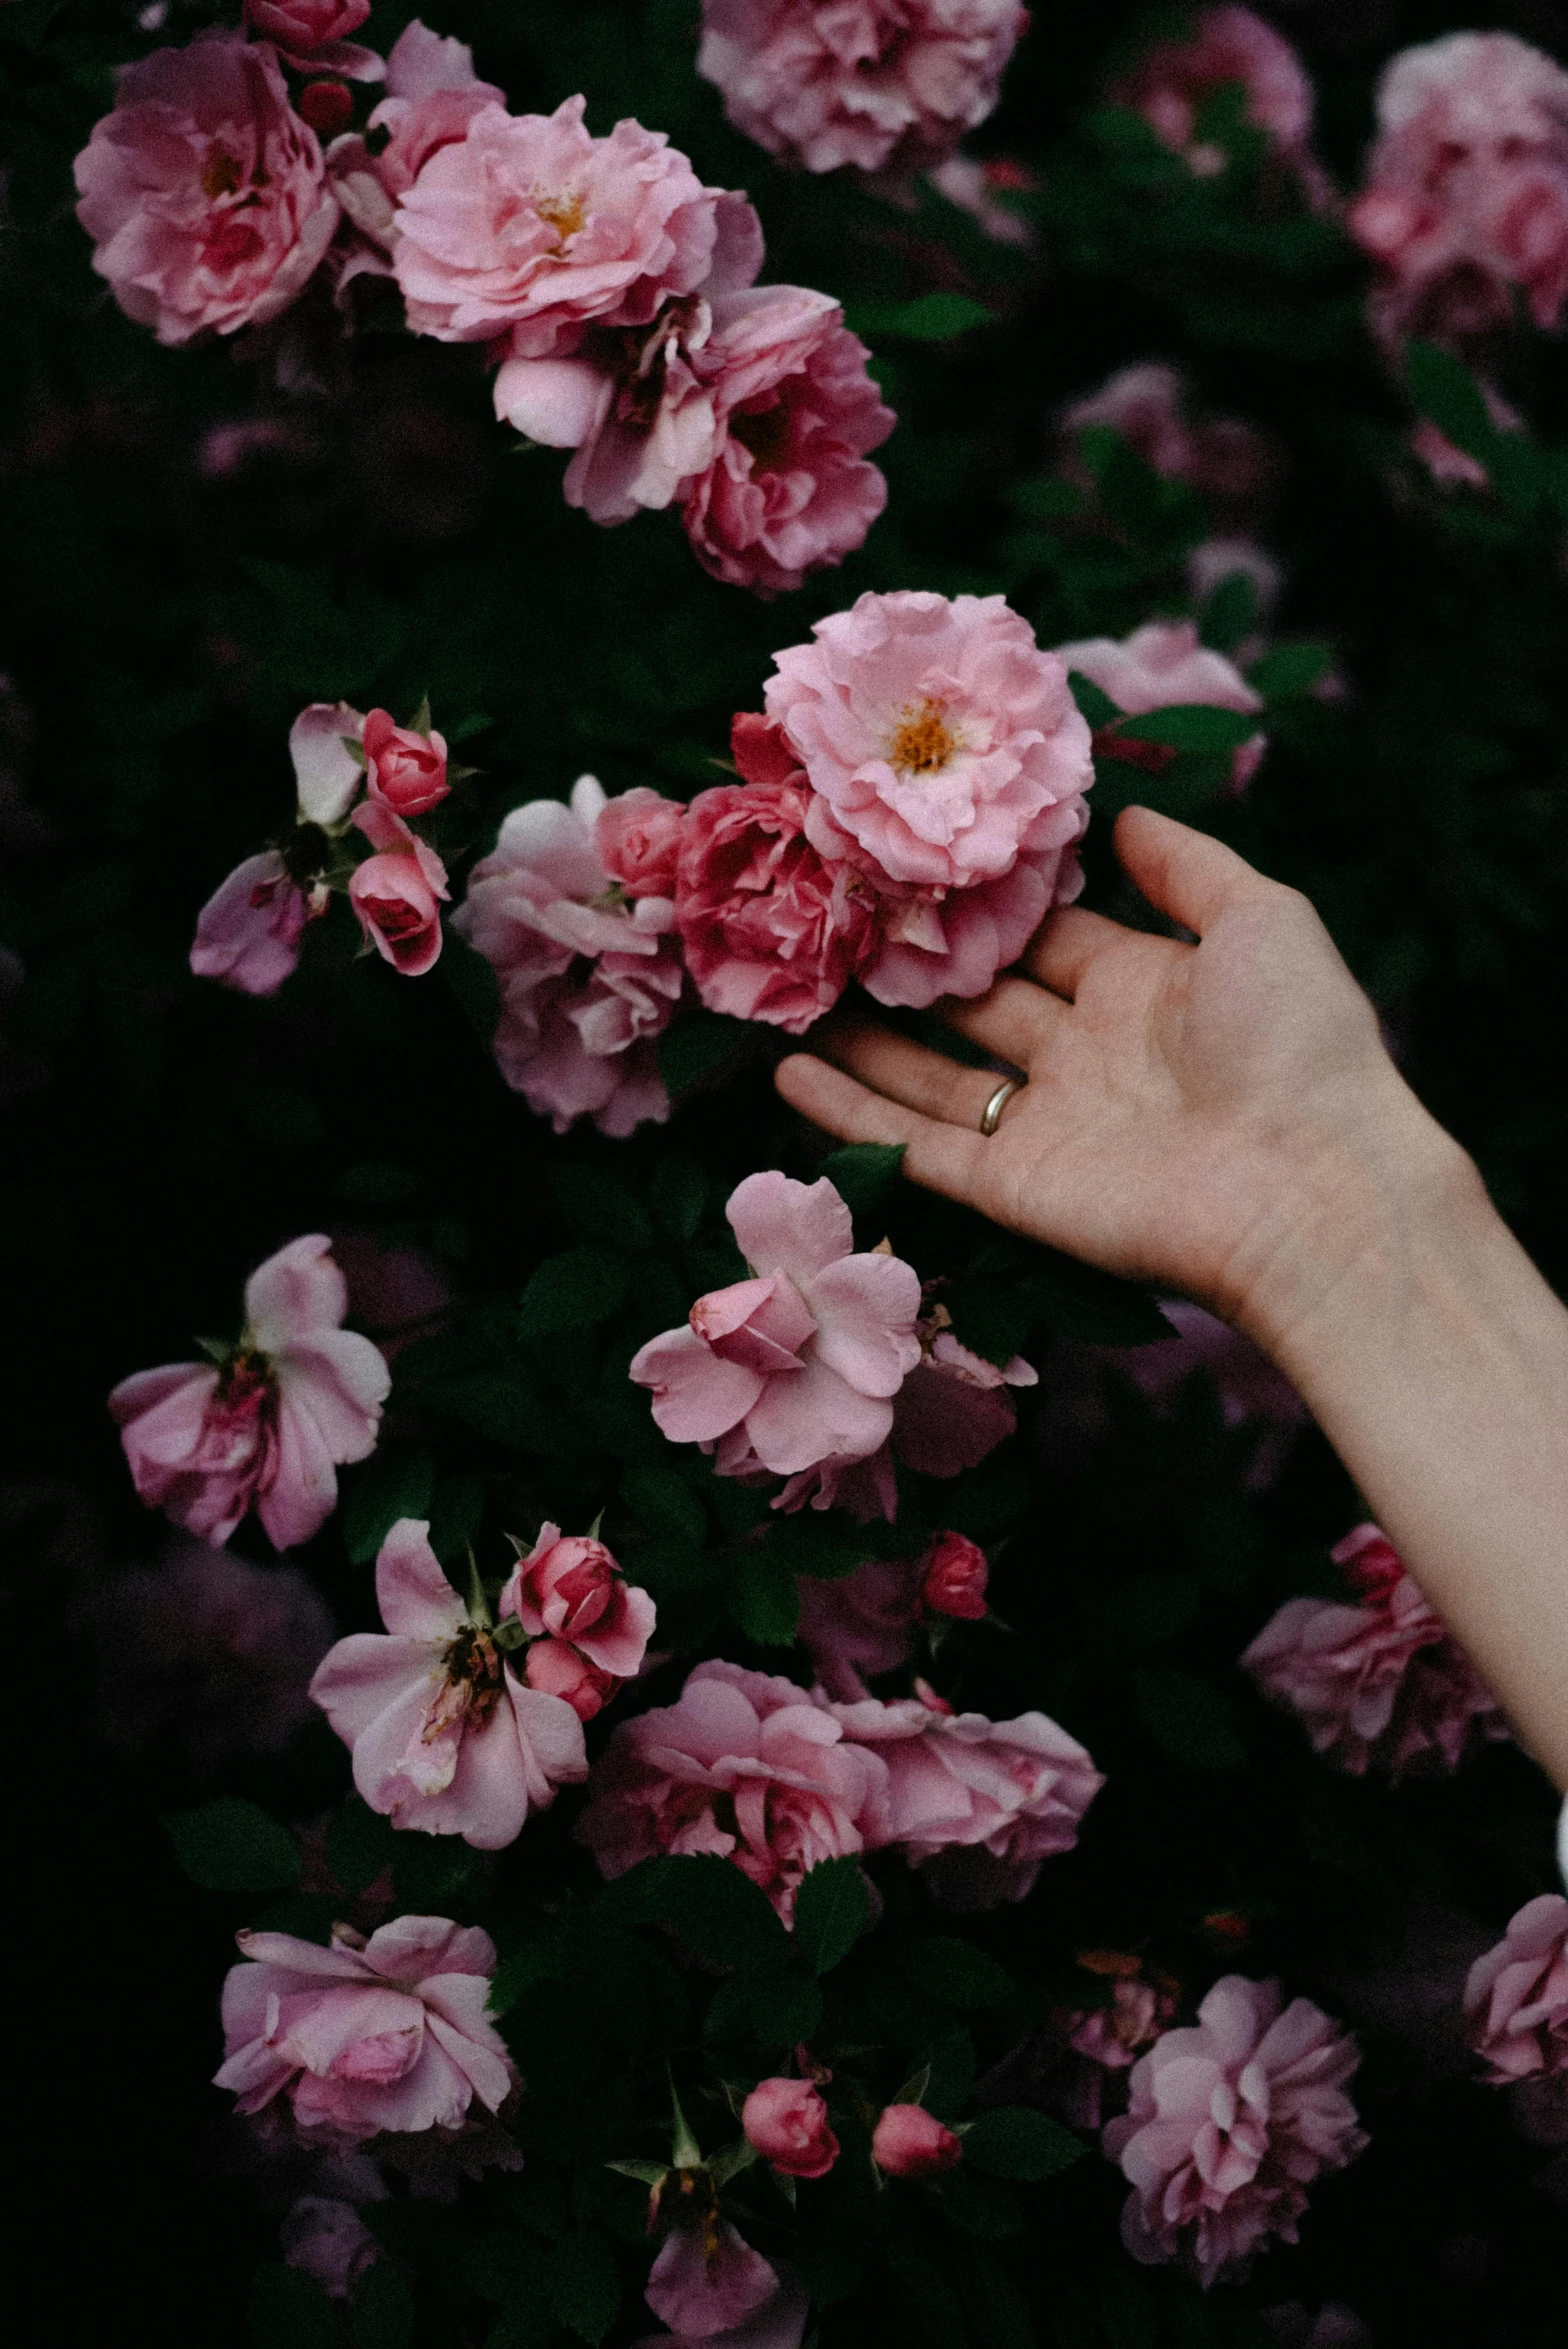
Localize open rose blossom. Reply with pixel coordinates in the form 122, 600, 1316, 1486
452, 776, 682, 1137
763, 590, 1093, 892
1056, 620, 1266, 793
1103, 1976, 1367, 2285
871, 2103, 961, 2178
697, 0, 1028, 179
501, 1522, 656, 1721
243, 0, 382, 80
348, 800, 450, 975
74, 32, 339, 346
1464, 1895, 1568, 2085
326, 19, 505, 266
310, 1518, 590, 1848
629, 1170, 921, 1493
575, 1658, 891, 1921
646, 2222, 780, 2338
741, 2078, 839, 2178
393, 95, 721, 350
214, 1914, 516, 2141
1241, 1523, 1509, 1780
110, 1234, 389, 1551
1111, 6, 1325, 196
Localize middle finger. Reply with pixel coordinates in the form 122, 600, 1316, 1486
815, 1015, 1016, 1129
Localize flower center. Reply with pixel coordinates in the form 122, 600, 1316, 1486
534, 189, 587, 246
360, 893, 425, 940
437, 1626, 504, 1729
218, 1347, 274, 1409
201, 145, 245, 201
730, 399, 794, 473
888, 699, 958, 776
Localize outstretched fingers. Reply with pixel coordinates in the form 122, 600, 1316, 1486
773, 1053, 989, 1203
1114, 804, 1280, 936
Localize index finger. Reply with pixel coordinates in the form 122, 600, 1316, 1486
773, 1052, 989, 1204
1115, 805, 1281, 936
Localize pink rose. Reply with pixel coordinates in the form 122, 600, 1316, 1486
629, 1171, 921, 1492
741, 2078, 839, 2178
1111, 6, 1325, 194
597, 786, 687, 899
1056, 619, 1266, 794
797, 1555, 923, 1701
1464, 1895, 1568, 2085
109, 1233, 389, 1552
635, 2270, 810, 2349
348, 799, 450, 975
1241, 1522, 1509, 1781
763, 590, 1093, 891
501, 1522, 657, 1696
919, 1531, 988, 1620
575, 1658, 891, 1922
74, 33, 340, 346
870, 2103, 961, 2178
326, 23, 505, 264
697, 0, 1028, 178
393, 94, 721, 351
214, 1914, 516, 2142
363, 708, 449, 816
1102, 1976, 1367, 2286
452, 776, 682, 1138
786, 1324, 1037, 1520
524, 1636, 620, 1722
243, 0, 383, 81
646, 2223, 779, 2338
309, 1518, 589, 1849
190, 851, 313, 997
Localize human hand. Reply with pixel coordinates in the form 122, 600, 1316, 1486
775, 806, 1473, 1350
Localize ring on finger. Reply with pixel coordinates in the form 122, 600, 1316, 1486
979, 1077, 1024, 1137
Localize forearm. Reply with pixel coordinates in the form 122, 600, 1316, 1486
1245, 1134, 1568, 1789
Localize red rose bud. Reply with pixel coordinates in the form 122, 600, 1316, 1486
871, 2104, 962, 2179
298, 80, 355, 137
741, 2078, 839, 2179
919, 1531, 989, 1621
363, 706, 450, 817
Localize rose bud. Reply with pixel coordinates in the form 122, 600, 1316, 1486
524, 1635, 620, 1722
298, 80, 355, 136
363, 707, 450, 818
919, 1531, 989, 1621
595, 785, 685, 901
741, 2078, 839, 2180
871, 2104, 962, 2180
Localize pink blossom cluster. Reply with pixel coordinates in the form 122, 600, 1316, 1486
629, 1170, 1036, 1515
575, 1657, 1102, 1922
309, 1517, 656, 1849
191, 697, 453, 998
696, 0, 1028, 180
1110, 6, 1328, 202
109, 1233, 389, 1552
1241, 1522, 1509, 1781
1103, 1974, 1367, 2285
1349, 32, 1568, 351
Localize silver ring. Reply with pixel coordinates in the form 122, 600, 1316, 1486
979, 1077, 1024, 1137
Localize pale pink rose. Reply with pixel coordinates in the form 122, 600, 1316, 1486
243, 0, 382, 81
830, 1685, 1103, 1905
1464, 1895, 1568, 2085
348, 799, 450, 975
109, 1233, 389, 1552
325, 21, 504, 261
764, 590, 1093, 890
634, 2268, 810, 2349
1061, 364, 1276, 523
452, 776, 682, 1137
93, 1537, 335, 1772
1056, 620, 1266, 794
646, 2223, 779, 2338
596, 786, 687, 899
74, 33, 340, 346
309, 1517, 588, 1849
870, 2103, 961, 2177
1102, 1976, 1367, 2285
796, 1555, 922, 1701
363, 708, 449, 816
501, 1522, 657, 1706
787, 1324, 1038, 1519
575, 1658, 891, 1922
850, 837, 1088, 1010
697, 0, 1028, 178
191, 851, 313, 996
927, 153, 1035, 248
920, 1529, 988, 1619
393, 95, 721, 350
741, 2078, 839, 2178
1111, 6, 1324, 193
1241, 1522, 1509, 1781
280, 2196, 380, 2297
629, 1171, 922, 1490
214, 1914, 516, 2142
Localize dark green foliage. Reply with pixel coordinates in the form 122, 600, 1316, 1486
164, 1798, 302, 1892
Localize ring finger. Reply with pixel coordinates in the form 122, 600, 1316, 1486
816, 1015, 1020, 1131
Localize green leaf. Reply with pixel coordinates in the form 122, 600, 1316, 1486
602, 1854, 791, 1969
163, 1799, 301, 1894
848, 292, 992, 340
728, 1547, 802, 1645
657, 1009, 756, 1094
961, 2107, 1086, 2182
1405, 339, 1495, 459
547, 1163, 653, 1252
1198, 571, 1258, 654
818, 1142, 905, 1223
1116, 705, 1260, 753
621, 1464, 708, 1546
351, 2264, 414, 2349
896, 1936, 1014, 2008
549, 2228, 620, 2346
343, 1444, 436, 1566
1245, 641, 1333, 701
487, 1937, 562, 2015
648, 1151, 707, 1241
703, 1967, 824, 2051
326, 1798, 400, 1897
248, 2264, 336, 2349
791, 1856, 869, 1975
1132, 1666, 1247, 1770
1067, 670, 1121, 728
519, 1246, 629, 1337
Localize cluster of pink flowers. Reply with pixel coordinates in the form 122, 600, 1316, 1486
629, 1169, 1036, 1516
697, 0, 1028, 180
1103, 1974, 1367, 2286
1110, 5, 1328, 204
1241, 1523, 1509, 1781
575, 1657, 1102, 1922
191, 697, 453, 998
1349, 31, 1568, 351
109, 1233, 389, 1552
309, 1516, 655, 1849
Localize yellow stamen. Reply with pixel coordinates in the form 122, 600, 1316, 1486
534, 190, 587, 245
888, 698, 957, 775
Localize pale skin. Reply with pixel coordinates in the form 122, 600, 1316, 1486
775, 804, 1568, 1793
